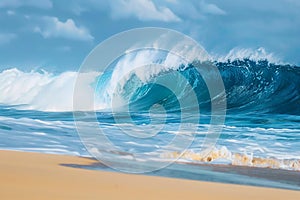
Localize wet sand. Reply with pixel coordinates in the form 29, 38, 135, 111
0, 150, 299, 200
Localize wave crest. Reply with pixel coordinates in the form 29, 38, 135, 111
1, 55, 299, 114
213, 47, 280, 64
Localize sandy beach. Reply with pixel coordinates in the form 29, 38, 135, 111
0, 150, 299, 200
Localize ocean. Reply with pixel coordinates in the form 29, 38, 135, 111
0, 56, 299, 189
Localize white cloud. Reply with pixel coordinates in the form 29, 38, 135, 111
0, 33, 16, 45
109, 0, 181, 22
199, 1, 226, 15
58, 0, 225, 22
34, 17, 94, 41
6, 10, 15, 16
158, 0, 226, 20
0, 0, 52, 9
62, 0, 180, 21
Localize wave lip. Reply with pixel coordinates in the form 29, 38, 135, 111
213, 47, 280, 64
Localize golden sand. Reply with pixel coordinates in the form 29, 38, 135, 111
0, 150, 299, 200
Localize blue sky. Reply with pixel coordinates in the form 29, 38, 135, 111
0, 0, 299, 72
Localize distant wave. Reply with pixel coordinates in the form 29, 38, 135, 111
0, 68, 99, 111
1, 49, 299, 114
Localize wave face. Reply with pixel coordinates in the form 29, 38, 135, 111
217, 59, 300, 115
0, 58, 300, 114
96, 50, 300, 115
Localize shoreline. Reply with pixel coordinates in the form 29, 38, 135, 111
0, 150, 299, 200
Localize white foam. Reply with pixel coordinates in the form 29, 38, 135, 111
0, 68, 99, 111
